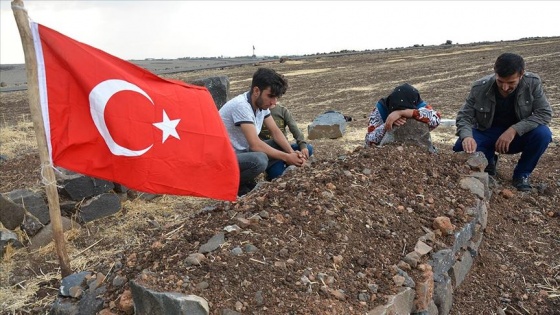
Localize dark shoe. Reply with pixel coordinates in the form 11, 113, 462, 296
513, 176, 532, 192
484, 155, 499, 176
237, 181, 257, 197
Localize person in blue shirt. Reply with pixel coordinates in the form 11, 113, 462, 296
365, 83, 441, 147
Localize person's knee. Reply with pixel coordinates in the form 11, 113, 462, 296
531, 125, 552, 142
238, 152, 268, 179
266, 161, 285, 180
253, 152, 268, 173
452, 138, 463, 152
521, 125, 552, 150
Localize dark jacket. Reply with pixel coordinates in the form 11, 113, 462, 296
455, 72, 552, 139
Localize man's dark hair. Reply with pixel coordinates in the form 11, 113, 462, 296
494, 53, 525, 77
251, 68, 288, 97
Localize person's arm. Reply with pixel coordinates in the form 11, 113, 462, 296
282, 107, 308, 150
365, 108, 388, 146
385, 109, 414, 131
511, 75, 552, 136
240, 118, 304, 166
412, 104, 441, 129
455, 88, 481, 153
265, 115, 295, 153
455, 87, 478, 141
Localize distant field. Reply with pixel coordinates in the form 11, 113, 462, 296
0, 56, 272, 91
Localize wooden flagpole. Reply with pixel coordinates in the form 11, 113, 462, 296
11, 0, 72, 277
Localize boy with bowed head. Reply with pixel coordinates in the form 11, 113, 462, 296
365, 83, 441, 147
219, 68, 307, 196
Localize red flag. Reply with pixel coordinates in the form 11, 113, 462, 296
30, 22, 239, 201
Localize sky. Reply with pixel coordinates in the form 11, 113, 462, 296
1, 0, 559, 65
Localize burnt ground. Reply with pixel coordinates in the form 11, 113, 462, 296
1, 38, 559, 314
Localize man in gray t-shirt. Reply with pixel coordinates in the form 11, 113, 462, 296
219, 68, 307, 196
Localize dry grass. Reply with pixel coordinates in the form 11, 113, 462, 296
0, 116, 36, 159
0, 192, 213, 313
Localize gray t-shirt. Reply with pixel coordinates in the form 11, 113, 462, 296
219, 92, 270, 152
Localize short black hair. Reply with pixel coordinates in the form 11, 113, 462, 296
494, 53, 525, 77
251, 68, 288, 97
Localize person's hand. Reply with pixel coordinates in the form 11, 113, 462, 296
385, 111, 407, 131
300, 147, 310, 160
462, 137, 477, 153
285, 152, 305, 167
495, 127, 517, 154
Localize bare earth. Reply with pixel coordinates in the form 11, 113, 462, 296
0, 38, 559, 315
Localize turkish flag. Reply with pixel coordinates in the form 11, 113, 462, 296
30, 22, 239, 201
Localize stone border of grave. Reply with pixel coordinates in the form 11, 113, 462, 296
366, 152, 490, 315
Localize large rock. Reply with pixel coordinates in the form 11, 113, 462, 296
0, 194, 26, 229
78, 194, 122, 223
307, 111, 347, 140
1, 228, 23, 258
130, 280, 209, 315
4, 189, 50, 224
60, 176, 115, 201
29, 217, 76, 250
379, 119, 435, 152
50, 271, 106, 315
190, 76, 230, 110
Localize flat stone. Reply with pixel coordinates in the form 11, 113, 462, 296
130, 280, 209, 315
307, 111, 347, 140
5, 189, 49, 224
198, 232, 225, 254
78, 194, 122, 223
0, 194, 26, 229
29, 217, 76, 250
459, 177, 485, 199
379, 119, 435, 152
450, 249, 474, 287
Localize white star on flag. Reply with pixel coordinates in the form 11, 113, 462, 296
153, 110, 181, 143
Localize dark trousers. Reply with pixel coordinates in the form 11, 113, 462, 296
236, 151, 267, 185
236, 139, 315, 185
453, 125, 551, 179
266, 142, 314, 180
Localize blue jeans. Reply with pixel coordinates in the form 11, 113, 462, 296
453, 125, 552, 178
265, 140, 314, 180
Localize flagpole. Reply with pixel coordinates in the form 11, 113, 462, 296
11, 0, 72, 277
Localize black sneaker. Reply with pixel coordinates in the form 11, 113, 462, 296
484, 155, 499, 176
237, 180, 257, 197
513, 176, 532, 192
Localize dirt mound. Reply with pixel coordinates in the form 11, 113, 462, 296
100, 143, 472, 314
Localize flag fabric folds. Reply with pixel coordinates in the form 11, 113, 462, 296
30, 22, 239, 201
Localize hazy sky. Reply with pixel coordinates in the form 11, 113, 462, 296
1, 0, 559, 64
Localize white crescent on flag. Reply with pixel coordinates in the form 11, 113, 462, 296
89, 79, 154, 156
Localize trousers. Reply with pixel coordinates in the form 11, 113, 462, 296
236, 139, 314, 185
452, 125, 551, 178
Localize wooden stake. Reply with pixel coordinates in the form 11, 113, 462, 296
11, 0, 72, 277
